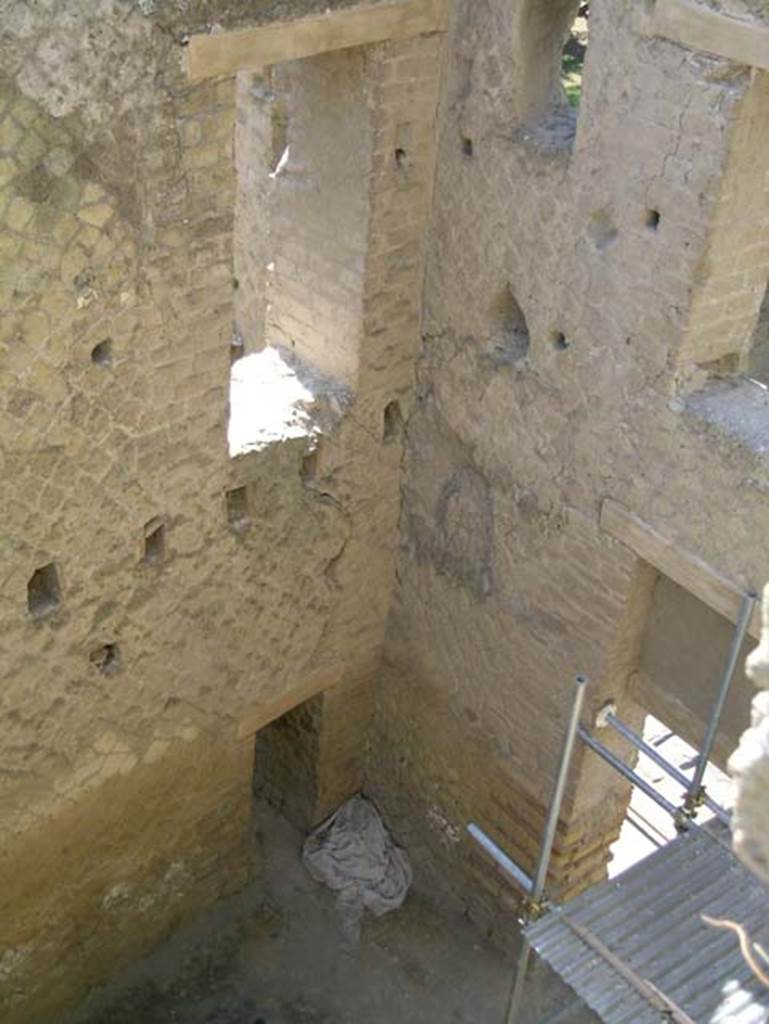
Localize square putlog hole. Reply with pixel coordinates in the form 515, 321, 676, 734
226, 485, 250, 531
143, 517, 166, 565
383, 400, 404, 443
89, 643, 122, 676
90, 338, 113, 366
27, 562, 61, 619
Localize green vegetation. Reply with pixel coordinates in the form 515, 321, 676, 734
562, 52, 584, 109
562, 5, 589, 110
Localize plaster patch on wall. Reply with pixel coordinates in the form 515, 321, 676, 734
14, 6, 156, 121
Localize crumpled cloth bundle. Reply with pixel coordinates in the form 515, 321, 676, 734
302, 794, 412, 940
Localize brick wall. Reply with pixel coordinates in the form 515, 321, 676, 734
255, 695, 323, 827
7, 0, 769, 1006
247, 31, 445, 836
370, 0, 769, 949
0, 3, 445, 1019
266, 49, 372, 386
234, 71, 271, 354
678, 71, 769, 382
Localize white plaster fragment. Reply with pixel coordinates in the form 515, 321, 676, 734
426, 805, 461, 845
101, 882, 135, 911
0, 945, 32, 979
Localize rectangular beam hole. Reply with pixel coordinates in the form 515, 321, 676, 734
143, 518, 166, 565
27, 562, 61, 619
226, 485, 251, 530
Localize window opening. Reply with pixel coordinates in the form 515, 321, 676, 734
561, 3, 589, 109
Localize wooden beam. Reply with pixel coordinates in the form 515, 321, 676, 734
600, 499, 761, 639
186, 0, 449, 81
653, 0, 769, 71
235, 669, 343, 740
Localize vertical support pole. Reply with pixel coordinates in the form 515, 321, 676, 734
505, 674, 588, 1024
529, 674, 589, 906
684, 592, 756, 816
505, 939, 533, 1024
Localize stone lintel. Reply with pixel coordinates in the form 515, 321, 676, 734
653, 0, 769, 70
235, 670, 344, 740
600, 498, 761, 639
186, 0, 449, 81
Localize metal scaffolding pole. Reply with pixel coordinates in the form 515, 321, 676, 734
467, 823, 534, 895
530, 675, 589, 905
604, 712, 729, 826
683, 591, 757, 816
505, 935, 534, 1024
489, 596, 758, 1024
506, 674, 588, 1024
578, 725, 682, 821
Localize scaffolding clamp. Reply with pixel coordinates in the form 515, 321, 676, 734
520, 892, 549, 923
675, 786, 705, 831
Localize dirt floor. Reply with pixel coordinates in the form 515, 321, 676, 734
57, 718, 718, 1024
59, 799, 597, 1024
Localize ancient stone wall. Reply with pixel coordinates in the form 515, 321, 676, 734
266, 49, 372, 385
370, 0, 769, 943
252, 22, 446, 830
4, 0, 769, 1012
0, 2, 443, 1020
678, 70, 769, 383
234, 70, 271, 355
